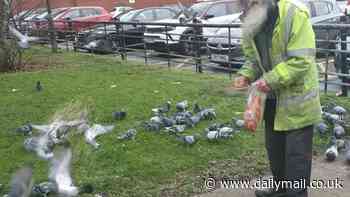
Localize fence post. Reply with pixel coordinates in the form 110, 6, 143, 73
165, 25, 171, 69
142, 24, 148, 65
121, 23, 127, 61
340, 16, 349, 96
193, 19, 202, 73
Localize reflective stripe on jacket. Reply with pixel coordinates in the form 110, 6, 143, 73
238, 0, 322, 131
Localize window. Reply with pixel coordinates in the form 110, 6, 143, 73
155, 9, 176, 20
227, 1, 242, 14
206, 3, 227, 18
135, 10, 154, 22
313, 2, 331, 16
64, 9, 81, 19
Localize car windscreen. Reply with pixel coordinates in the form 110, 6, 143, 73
35, 8, 67, 20
188, 2, 211, 17
119, 10, 138, 22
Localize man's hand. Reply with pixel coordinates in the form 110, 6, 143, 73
255, 79, 271, 93
233, 76, 250, 89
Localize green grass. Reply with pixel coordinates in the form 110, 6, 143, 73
0, 47, 348, 196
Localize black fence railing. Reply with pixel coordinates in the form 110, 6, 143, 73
12, 17, 350, 96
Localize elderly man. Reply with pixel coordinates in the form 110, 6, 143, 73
234, 0, 321, 196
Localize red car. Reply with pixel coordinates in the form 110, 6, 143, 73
37, 6, 112, 33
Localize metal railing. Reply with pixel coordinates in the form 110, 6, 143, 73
13, 16, 350, 96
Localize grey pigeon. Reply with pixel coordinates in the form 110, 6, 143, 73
160, 116, 176, 127
332, 106, 347, 119
152, 101, 171, 115
32, 182, 58, 197
232, 118, 245, 129
49, 147, 79, 196
336, 139, 346, 150
24, 134, 54, 160
334, 124, 345, 139
150, 116, 162, 125
186, 114, 201, 127
112, 111, 127, 120
16, 124, 33, 136
84, 124, 115, 149
36, 81, 42, 92
176, 135, 197, 145
144, 122, 161, 132
176, 100, 188, 112
8, 167, 33, 197
193, 102, 202, 113
165, 125, 186, 135
323, 112, 341, 124
117, 129, 137, 140
325, 137, 338, 161
205, 127, 234, 140
199, 108, 216, 120
315, 122, 328, 135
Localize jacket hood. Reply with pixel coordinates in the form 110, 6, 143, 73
241, 0, 278, 39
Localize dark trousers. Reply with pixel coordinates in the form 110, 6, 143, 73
264, 99, 313, 197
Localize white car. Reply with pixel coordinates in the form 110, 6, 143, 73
144, 0, 242, 55
111, 6, 133, 19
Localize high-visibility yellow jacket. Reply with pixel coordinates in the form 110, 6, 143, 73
238, 0, 322, 131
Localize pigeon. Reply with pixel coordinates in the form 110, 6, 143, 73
84, 124, 115, 148
49, 147, 79, 196
152, 101, 171, 115
336, 139, 346, 150
8, 167, 33, 197
36, 81, 42, 92
334, 124, 345, 139
32, 182, 58, 197
199, 108, 216, 120
176, 100, 188, 112
193, 102, 202, 113
325, 137, 338, 161
205, 127, 234, 140
232, 118, 245, 129
15, 124, 33, 135
144, 121, 161, 132
315, 122, 329, 135
176, 135, 197, 145
150, 116, 163, 125
117, 129, 137, 140
186, 114, 201, 127
323, 112, 341, 124
160, 116, 176, 127
332, 105, 347, 119
24, 134, 54, 160
112, 111, 127, 121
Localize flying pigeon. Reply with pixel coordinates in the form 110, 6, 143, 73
16, 124, 33, 135
36, 81, 42, 92
325, 137, 338, 161
112, 111, 127, 121
176, 135, 197, 145
8, 167, 33, 197
117, 129, 137, 140
24, 134, 54, 160
333, 124, 345, 139
152, 101, 171, 115
315, 122, 329, 135
49, 147, 79, 196
176, 100, 188, 112
193, 102, 202, 114
32, 182, 58, 197
84, 124, 115, 148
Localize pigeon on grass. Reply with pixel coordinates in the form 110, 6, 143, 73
117, 129, 137, 140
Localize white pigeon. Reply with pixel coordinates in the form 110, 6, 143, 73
49, 147, 79, 196
84, 124, 115, 148
24, 134, 54, 160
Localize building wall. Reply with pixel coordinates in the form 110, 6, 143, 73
13, 0, 196, 13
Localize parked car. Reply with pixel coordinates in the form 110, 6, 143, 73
144, 0, 242, 55
36, 6, 112, 34
75, 7, 179, 53
207, 0, 343, 68
111, 6, 133, 19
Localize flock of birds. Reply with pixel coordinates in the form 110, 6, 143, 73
316, 102, 350, 163
5, 98, 349, 196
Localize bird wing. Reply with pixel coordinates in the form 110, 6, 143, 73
84, 124, 114, 147
36, 134, 54, 160
49, 147, 78, 196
